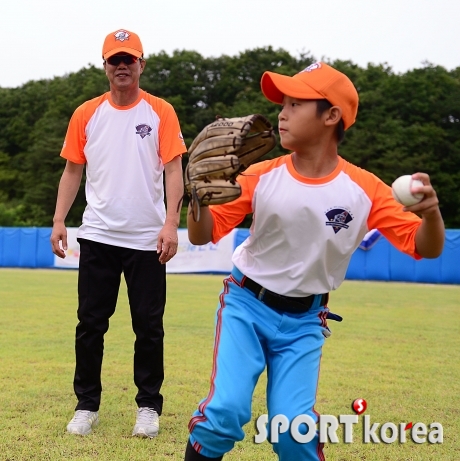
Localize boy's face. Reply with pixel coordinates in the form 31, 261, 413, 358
278, 96, 325, 151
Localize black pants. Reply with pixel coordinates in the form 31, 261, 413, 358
74, 238, 166, 414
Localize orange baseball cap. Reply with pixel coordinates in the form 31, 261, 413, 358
261, 62, 359, 130
102, 29, 143, 60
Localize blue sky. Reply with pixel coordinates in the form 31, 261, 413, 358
3, 0, 459, 88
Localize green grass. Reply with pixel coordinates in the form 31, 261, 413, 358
0, 269, 459, 460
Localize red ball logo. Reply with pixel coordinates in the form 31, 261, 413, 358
352, 398, 367, 415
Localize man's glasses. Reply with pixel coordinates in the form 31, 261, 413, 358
106, 54, 140, 66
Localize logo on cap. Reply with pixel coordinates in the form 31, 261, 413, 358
114, 30, 130, 42
299, 62, 322, 74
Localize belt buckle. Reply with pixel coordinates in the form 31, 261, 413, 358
258, 287, 267, 301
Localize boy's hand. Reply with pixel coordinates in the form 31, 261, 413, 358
402, 173, 440, 218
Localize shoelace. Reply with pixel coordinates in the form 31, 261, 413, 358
71, 410, 94, 423
136, 408, 157, 426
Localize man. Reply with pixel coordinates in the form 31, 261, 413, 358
50, 29, 186, 438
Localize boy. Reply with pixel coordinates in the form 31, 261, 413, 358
183, 62, 444, 460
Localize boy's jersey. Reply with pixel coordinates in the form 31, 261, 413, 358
210, 155, 422, 297
61, 90, 186, 250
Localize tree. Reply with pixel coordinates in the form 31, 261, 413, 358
0, 52, 459, 227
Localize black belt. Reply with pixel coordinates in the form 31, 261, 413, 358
241, 276, 328, 313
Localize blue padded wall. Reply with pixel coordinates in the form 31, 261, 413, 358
37, 228, 54, 267
0, 227, 54, 268
1, 227, 459, 284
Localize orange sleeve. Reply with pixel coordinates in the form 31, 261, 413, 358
209, 157, 287, 243
60, 108, 87, 164
368, 179, 422, 259
343, 162, 422, 259
153, 98, 186, 164
209, 166, 260, 243
60, 95, 107, 164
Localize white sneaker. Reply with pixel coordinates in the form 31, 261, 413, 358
132, 407, 159, 438
67, 410, 99, 435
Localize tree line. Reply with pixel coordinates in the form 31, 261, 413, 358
0, 48, 459, 228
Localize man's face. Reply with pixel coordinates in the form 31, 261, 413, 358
103, 53, 146, 91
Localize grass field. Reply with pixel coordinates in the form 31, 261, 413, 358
0, 268, 459, 461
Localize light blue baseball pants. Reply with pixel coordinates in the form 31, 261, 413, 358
188, 267, 329, 460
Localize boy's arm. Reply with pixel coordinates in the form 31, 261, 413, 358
187, 205, 214, 245
408, 173, 445, 258
415, 211, 444, 258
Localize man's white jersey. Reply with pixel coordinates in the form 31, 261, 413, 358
61, 90, 185, 250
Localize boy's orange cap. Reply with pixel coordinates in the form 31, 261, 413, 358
261, 62, 359, 130
102, 29, 143, 60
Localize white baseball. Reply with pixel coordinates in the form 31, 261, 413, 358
391, 175, 424, 206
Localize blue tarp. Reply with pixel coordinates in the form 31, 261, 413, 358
235, 228, 460, 285
0, 227, 54, 268
344, 229, 460, 284
1, 227, 459, 284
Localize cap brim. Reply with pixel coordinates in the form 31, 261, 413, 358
103, 47, 143, 60
261, 71, 324, 103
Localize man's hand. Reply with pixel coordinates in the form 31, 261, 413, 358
157, 222, 179, 264
50, 221, 68, 259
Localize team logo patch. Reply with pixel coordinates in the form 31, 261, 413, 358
178, 131, 185, 145
325, 208, 353, 234
299, 62, 322, 74
136, 124, 152, 139
114, 30, 130, 42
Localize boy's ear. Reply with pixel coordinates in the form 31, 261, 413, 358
325, 106, 342, 127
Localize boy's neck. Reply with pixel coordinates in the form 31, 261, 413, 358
291, 145, 339, 178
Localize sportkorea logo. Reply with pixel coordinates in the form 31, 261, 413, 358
325, 208, 353, 234
254, 398, 444, 445
114, 30, 130, 42
136, 124, 152, 139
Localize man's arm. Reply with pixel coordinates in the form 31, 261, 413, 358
158, 155, 184, 264
408, 173, 445, 258
50, 161, 85, 258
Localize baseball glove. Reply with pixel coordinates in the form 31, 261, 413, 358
185, 114, 276, 220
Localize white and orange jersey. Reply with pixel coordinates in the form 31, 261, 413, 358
61, 90, 186, 250
209, 155, 422, 297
